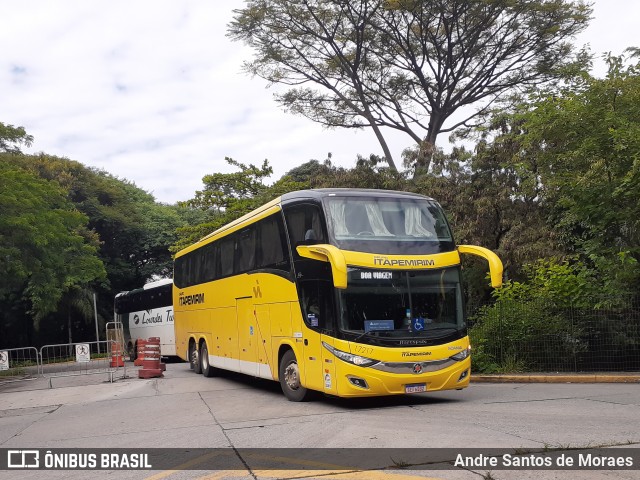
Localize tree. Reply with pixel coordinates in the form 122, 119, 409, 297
0, 121, 33, 153
306, 153, 408, 190
286, 158, 334, 182
1, 151, 190, 344
173, 158, 306, 252
184, 157, 275, 213
12, 153, 185, 291
0, 161, 106, 324
229, 0, 591, 173
506, 53, 640, 293
448, 132, 560, 273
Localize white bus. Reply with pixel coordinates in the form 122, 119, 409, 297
114, 278, 176, 360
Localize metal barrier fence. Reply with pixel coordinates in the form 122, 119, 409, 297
106, 321, 126, 358
469, 297, 640, 373
39, 340, 126, 388
0, 347, 40, 384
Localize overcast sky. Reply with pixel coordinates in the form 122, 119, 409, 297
1, 0, 638, 204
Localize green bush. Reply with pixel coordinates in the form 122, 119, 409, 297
470, 298, 585, 373
469, 258, 594, 373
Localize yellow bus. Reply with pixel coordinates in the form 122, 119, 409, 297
173, 189, 502, 401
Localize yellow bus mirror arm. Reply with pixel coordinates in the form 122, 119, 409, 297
457, 245, 504, 288
296, 244, 348, 289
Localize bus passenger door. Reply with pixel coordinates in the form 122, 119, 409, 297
301, 328, 338, 395
298, 280, 336, 394
302, 327, 324, 392
236, 297, 257, 376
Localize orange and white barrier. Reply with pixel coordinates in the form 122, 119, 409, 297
110, 341, 124, 368
138, 337, 165, 379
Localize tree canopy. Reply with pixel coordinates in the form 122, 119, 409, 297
0, 121, 33, 153
477, 53, 640, 294
2, 44, 639, 369
0, 127, 190, 346
173, 157, 306, 252
0, 161, 105, 322
229, 0, 592, 173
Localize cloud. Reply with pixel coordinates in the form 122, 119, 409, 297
1, 0, 637, 203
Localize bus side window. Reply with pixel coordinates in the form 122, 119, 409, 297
235, 227, 256, 274
256, 214, 290, 272
174, 256, 186, 288
284, 204, 327, 254
202, 242, 218, 282
299, 280, 334, 331
219, 237, 234, 277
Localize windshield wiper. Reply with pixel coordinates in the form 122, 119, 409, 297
352, 330, 378, 343
416, 326, 460, 339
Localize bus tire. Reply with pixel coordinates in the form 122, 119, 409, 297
200, 341, 216, 377
128, 341, 136, 361
279, 350, 312, 402
189, 340, 201, 374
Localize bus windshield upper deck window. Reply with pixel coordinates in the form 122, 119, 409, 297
325, 197, 447, 240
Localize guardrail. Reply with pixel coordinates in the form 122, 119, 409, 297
106, 321, 127, 358
0, 347, 40, 384
39, 340, 127, 388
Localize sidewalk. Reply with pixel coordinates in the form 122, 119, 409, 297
472, 372, 640, 383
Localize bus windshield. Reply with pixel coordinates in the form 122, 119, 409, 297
323, 195, 454, 254
338, 267, 464, 341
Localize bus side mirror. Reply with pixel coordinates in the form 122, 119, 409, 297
296, 244, 348, 289
457, 245, 504, 288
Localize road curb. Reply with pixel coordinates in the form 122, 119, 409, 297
472, 373, 640, 383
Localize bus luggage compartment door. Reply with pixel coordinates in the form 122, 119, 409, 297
236, 297, 258, 376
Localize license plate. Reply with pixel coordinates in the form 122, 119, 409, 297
405, 383, 426, 394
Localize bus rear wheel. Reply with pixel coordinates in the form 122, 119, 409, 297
279, 350, 312, 402
189, 340, 201, 374
200, 341, 216, 377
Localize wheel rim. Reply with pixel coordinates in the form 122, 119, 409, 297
284, 361, 300, 391
191, 346, 198, 367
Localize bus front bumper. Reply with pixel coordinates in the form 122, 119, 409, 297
334, 357, 471, 397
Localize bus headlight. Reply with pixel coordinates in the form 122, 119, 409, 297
322, 342, 379, 367
450, 346, 471, 361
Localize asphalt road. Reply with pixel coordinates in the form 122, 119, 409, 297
0, 362, 638, 480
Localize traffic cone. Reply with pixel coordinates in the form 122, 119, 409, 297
110, 341, 124, 367
134, 339, 147, 366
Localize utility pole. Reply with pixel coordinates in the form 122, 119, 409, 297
93, 293, 100, 354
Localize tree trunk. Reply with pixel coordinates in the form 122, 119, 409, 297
413, 114, 444, 179
369, 117, 397, 172
412, 138, 435, 179
68, 310, 73, 358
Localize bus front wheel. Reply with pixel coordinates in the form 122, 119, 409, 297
279, 350, 312, 402
200, 341, 216, 377
189, 340, 201, 374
